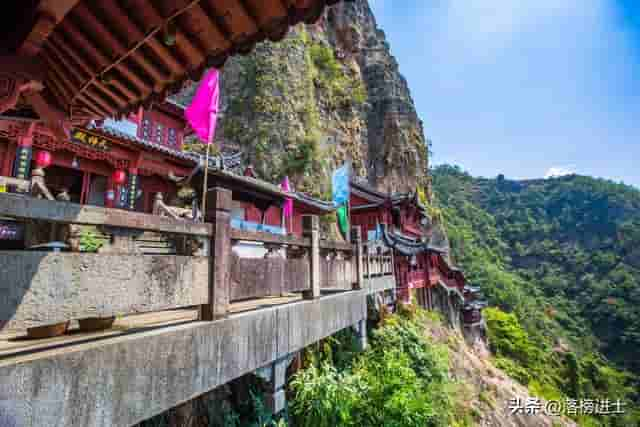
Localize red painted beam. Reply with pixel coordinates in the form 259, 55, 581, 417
19, 0, 81, 56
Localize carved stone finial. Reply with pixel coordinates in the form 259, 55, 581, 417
56, 188, 70, 202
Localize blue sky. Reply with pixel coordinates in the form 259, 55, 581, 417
368, 0, 640, 187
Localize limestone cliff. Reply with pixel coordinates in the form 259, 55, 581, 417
202, 0, 428, 197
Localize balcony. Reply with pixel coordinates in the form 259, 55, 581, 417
0, 186, 386, 427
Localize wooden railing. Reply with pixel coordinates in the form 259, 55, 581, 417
229, 229, 313, 300
0, 187, 368, 335
229, 217, 357, 298
362, 240, 394, 279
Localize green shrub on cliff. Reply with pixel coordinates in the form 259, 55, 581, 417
308, 41, 366, 109
289, 311, 464, 427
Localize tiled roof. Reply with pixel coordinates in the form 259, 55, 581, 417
88, 120, 242, 170
88, 120, 195, 161
91, 121, 337, 212
292, 192, 335, 213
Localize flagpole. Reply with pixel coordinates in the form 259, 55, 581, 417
201, 142, 211, 221
185, 68, 219, 222
347, 160, 352, 243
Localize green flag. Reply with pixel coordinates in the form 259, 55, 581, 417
337, 205, 349, 236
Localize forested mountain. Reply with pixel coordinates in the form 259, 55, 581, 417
432, 165, 639, 426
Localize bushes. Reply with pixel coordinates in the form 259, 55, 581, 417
484, 307, 539, 366
79, 227, 104, 253
289, 311, 461, 427
308, 42, 367, 109
370, 314, 449, 384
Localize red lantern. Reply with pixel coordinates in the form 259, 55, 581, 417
112, 170, 127, 186
34, 150, 52, 169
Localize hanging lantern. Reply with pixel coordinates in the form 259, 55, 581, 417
112, 169, 127, 186
34, 150, 52, 169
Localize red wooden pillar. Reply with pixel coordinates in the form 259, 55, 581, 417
80, 171, 90, 204
1, 141, 16, 177
105, 174, 116, 208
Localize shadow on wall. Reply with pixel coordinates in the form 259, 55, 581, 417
0, 247, 55, 334
0, 196, 87, 335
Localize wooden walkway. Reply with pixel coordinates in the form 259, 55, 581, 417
0, 294, 303, 362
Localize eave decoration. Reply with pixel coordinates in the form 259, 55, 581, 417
1, 0, 353, 132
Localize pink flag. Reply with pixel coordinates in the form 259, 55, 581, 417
281, 176, 293, 219
185, 69, 220, 144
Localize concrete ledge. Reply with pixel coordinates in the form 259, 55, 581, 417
365, 276, 396, 294
0, 291, 367, 427
0, 252, 209, 331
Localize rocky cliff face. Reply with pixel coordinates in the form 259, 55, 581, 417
208, 0, 428, 197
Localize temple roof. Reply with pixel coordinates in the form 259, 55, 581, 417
380, 225, 446, 256
88, 119, 243, 169
4, 0, 352, 122
350, 178, 426, 214
292, 191, 335, 214
350, 178, 388, 204
89, 119, 194, 162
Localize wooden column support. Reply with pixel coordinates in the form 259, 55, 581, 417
200, 187, 232, 320
302, 215, 320, 300
351, 226, 364, 290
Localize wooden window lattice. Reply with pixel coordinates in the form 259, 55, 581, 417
167, 128, 177, 147
141, 117, 153, 141
155, 123, 165, 146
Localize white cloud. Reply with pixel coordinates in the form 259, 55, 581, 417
544, 165, 576, 179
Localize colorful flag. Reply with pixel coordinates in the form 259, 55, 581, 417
332, 163, 350, 207
281, 176, 293, 219
185, 69, 220, 144
337, 205, 349, 235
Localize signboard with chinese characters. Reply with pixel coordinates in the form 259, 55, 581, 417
127, 173, 139, 210
0, 220, 23, 240
71, 130, 110, 151
117, 185, 129, 208
13, 145, 32, 180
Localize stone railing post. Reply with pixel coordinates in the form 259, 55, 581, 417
200, 187, 232, 320
351, 226, 363, 290
354, 319, 367, 351
302, 215, 320, 300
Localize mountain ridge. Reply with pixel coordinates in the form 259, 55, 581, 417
432, 164, 640, 426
